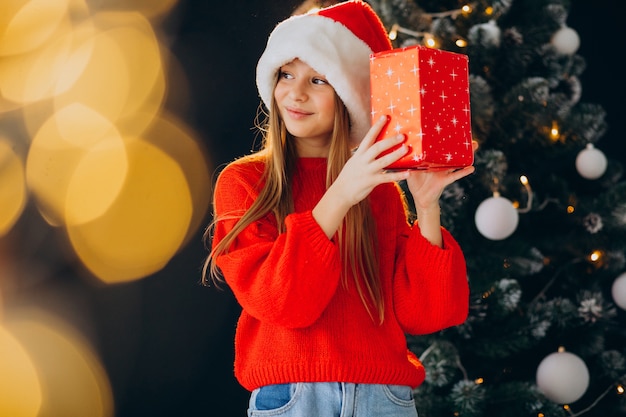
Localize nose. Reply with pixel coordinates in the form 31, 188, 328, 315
288, 79, 308, 101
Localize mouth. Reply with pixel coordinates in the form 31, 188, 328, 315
285, 106, 313, 119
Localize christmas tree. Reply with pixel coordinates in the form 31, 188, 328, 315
366, 0, 626, 416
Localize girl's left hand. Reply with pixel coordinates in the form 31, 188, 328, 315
406, 141, 478, 212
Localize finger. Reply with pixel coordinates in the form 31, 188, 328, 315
382, 169, 410, 183
362, 133, 404, 160
373, 140, 407, 169
447, 165, 475, 182
356, 115, 389, 153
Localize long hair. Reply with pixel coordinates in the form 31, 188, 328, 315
202, 93, 384, 323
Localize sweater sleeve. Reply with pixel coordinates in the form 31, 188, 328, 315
390, 190, 470, 335
212, 163, 342, 329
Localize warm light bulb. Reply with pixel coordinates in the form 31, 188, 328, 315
563, 404, 571, 411
558, 346, 566, 353
567, 205, 575, 214
516, 175, 533, 213
590, 250, 601, 262
424, 36, 437, 48
456, 38, 467, 47
462, 4, 472, 14
485, 6, 494, 15
389, 24, 398, 41
617, 385, 625, 395
475, 377, 484, 384
550, 121, 560, 141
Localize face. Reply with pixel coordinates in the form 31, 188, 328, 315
273, 59, 336, 155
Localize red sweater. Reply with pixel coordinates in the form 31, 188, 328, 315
212, 157, 469, 391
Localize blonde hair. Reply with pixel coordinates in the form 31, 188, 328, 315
202, 93, 384, 323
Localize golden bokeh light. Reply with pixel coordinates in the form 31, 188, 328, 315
67, 137, 193, 283
92, 0, 180, 19
0, 0, 70, 56
4, 310, 113, 417
0, 325, 42, 417
142, 113, 212, 245
64, 134, 130, 226
50, 12, 165, 137
51, 22, 98, 98
0, 138, 27, 236
26, 103, 128, 226
0, 17, 79, 103
1, 0, 208, 285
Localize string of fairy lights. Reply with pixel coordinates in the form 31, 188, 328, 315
294, 1, 624, 415
388, 2, 476, 48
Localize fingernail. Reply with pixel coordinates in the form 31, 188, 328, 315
379, 115, 388, 122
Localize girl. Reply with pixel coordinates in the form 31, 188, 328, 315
203, 1, 475, 416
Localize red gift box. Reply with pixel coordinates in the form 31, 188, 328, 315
370, 45, 474, 170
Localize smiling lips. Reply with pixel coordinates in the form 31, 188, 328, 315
285, 106, 313, 120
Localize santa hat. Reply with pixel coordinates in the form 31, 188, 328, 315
256, 0, 392, 142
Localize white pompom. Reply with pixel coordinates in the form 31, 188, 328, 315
468, 20, 501, 48
536, 351, 589, 404
551, 26, 580, 55
576, 144, 607, 180
474, 195, 519, 240
611, 272, 626, 310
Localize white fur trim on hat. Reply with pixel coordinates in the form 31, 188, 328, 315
256, 12, 377, 142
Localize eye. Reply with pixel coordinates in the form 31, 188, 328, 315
312, 77, 329, 85
279, 71, 293, 80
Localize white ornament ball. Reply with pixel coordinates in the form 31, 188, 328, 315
474, 195, 519, 240
576, 143, 607, 180
611, 272, 626, 310
551, 26, 580, 55
536, 351, 590, 404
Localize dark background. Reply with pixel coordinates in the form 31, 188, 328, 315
7, 2, 621, 417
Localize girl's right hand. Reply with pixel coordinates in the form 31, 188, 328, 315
335, 115, 410, 207
312, 115, 409, 239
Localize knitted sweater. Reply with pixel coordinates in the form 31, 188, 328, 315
212, 157, 469, 392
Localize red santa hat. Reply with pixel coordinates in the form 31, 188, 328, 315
256, 0, 392, 142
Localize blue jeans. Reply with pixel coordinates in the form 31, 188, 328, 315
248, 382, 418, 417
